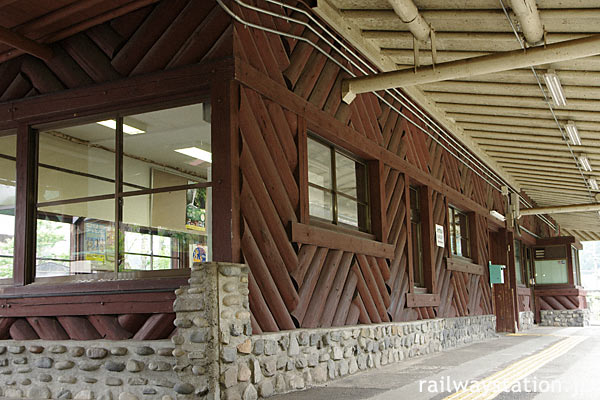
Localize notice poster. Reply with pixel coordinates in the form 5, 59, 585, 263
192, 244, 208, 263
186, 187, 206, 232
85, 223, 106, 262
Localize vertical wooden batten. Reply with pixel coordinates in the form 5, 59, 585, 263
211, 79, 241, 263
13, 123, 37, 286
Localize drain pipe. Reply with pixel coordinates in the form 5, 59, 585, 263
509, 0, 544, 45
387, 0, 431, 43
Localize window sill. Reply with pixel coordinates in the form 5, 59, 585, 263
308, 218, 376, 241
290, 222, 394, 258
446, 257, 484, 275
0, 269, 190, 298
406, 293, 440, 308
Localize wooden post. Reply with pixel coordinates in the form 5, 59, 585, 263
13, 123, 37, 286
211, 79, 241, 263
115, 117, 123, 274
419, 186, 436, 293
368, 159, 386, 243
296, 116, 309, 224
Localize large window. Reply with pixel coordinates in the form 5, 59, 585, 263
0, 133, 16, 280
410, 186, 424, 288
448, 206, 470, 258
34, 103, 212, 280
307, 136, 369, 232
534, 245, 568, 285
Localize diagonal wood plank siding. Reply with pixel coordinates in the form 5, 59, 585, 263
233, 0, 552, 332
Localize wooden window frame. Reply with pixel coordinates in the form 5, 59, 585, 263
405, 183, 439, 307
306, 134, 371, 234
448, 205, 472, 260
1, 61, 232, 296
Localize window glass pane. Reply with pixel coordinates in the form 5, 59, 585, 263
0, 134, 16, 280
308, 186, 332, 221
308, 138, 332, 189
412, 222, 424, 287
535, 259, 568, 284
448, 208, 456, 255
36, 199, 115, 278
337, 196, 359, 228
122, 104, 210, 192
38, 122, 115, 203
125, 232, 152, 255
335, 152, 357, 198
122, 189, 209, 272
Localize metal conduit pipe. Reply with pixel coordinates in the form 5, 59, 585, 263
387, 0, 430, 42
508, 0, 544, 45
217, 0, 558, 232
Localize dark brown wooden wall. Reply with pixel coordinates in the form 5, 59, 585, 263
232, 0, 552, 332
0, 0, 230, 102
0, 0, 557, 338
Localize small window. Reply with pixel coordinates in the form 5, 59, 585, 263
410, 187, 424, 288
448, 206, 470, 258
307, 136, 369, 231
572, 246, 580, 286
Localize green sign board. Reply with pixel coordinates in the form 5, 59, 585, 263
488, 261, 506, 284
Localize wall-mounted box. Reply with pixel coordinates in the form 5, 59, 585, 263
489, 262, 506, 284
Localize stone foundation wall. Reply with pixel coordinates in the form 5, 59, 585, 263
0, 340, 177, 400
540, 309, 591, 327
173, 263, 498, 400
518, 311, 534, 331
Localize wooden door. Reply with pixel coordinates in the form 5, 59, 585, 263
489, 229, 517, 333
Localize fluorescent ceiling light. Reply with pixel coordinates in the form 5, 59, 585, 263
543, 70, 567, 107
490, 210, 506, 222
578, 154, 592, 172
589, 178, 599, 191
565, 121, 581, 145
175, 147, 212, 163
97, 120, 145, 135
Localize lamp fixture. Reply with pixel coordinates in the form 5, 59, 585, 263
565, 120, 581, 146
97, 119, 145, 135
175, 147, 212, 163
490, 210, 506, 222
589, 178, 599, 191
543, 70, 567, 107
578, 154, 592, 172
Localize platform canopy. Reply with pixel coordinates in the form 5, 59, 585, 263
314, 0, 600, 241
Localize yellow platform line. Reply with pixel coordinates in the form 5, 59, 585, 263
443, 335, 586, 400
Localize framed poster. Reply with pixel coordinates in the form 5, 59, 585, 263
186, 187, 206, 232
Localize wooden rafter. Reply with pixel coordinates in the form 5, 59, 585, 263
0, 25, 53, 61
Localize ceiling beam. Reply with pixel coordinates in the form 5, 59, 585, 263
342, 34, 600, 102
0, 25, 53, 61
521, 202, 600, 216
440, 103, 600, 122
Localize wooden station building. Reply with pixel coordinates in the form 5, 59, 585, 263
0, 0, 595, 345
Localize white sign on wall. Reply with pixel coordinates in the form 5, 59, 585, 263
435, 224, 444, 247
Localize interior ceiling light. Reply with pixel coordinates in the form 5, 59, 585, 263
97, 119, 145, 135
589, 178, 599, 191
578, 154, 592, 172
175, 147, 212, 163
543, 70, 567, 107
565, 120, 581, 146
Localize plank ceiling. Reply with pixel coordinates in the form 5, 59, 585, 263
316, 0, 600, 241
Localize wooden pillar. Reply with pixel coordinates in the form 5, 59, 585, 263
13, 123, 37, 286
211, 79, 241, 263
